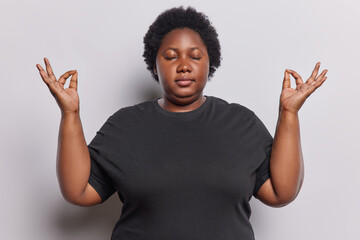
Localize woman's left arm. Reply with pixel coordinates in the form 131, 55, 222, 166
256, 62, 328, 207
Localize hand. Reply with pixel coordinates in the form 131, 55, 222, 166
280, 62, 328, 114
36, 58, 79, 115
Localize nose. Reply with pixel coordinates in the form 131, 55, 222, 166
176, 59, 192, 73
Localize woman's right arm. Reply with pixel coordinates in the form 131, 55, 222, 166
36, 58, 102, 206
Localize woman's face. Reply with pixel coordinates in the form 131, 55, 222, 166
155, 28, 210, 105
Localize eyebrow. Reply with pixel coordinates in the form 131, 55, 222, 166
166, 47, 177, 51
163, 47, 202, 52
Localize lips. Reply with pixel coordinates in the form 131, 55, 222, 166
175, 77, 194, 87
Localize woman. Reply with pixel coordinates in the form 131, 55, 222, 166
36, 6, 327, 240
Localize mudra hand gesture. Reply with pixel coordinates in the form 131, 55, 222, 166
36, 58, 79, 115
280, 62, 328, 113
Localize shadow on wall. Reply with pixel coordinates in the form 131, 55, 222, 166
114, 69, 163, 106
137, 78, 162, 103
53, 194, 122, 239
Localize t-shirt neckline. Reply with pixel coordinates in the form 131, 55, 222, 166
152, 95, 212, 121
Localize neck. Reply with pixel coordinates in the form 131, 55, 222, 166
158, 95, 207, 112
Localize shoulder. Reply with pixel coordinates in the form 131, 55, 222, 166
110, 99, 155, 119
209, 95, 255, 118
96, 99, 156, 131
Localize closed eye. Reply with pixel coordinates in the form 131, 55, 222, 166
164, 56, 177, 60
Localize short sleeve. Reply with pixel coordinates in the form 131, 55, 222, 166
252, 113, 273, 198
87, 118, 116, 203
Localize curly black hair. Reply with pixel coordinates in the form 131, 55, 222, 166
143, 6, 222, 81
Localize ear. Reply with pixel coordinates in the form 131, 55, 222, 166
153, 64, 158, 75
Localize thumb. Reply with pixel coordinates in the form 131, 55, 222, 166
282, 69, 291, 89
69, 71, 78, 91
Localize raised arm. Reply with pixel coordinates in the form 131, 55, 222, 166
36, 58, 101, 206
256, 62, 328, 207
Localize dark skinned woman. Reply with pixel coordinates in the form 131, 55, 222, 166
36, 6, 328, 240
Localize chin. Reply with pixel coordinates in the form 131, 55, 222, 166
171, 92, 202, 104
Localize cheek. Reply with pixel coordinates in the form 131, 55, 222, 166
156, 63, 175, 87
197, 60, 210, 78
156, 60, 174, 78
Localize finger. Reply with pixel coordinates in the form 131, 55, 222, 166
306, 62, 321, 84
287, 69, 303, 85
282, 69, 291, 89
310, 69, 328, 86
69, 71, 78, 90
39, 69, 62, 95
37, 62, 63, 96
44, 57, 57, 82
315, 69, 328, 81
58, 70, 77, 86
36, 63, 44, 72
311, 76, 327, 89
36, 64, 52, 85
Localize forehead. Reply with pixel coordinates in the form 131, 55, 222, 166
158, 28, 207, 50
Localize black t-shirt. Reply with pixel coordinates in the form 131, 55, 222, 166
88, 95, 273, 240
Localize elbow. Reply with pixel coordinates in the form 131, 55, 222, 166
270, 196, 295, 208
60, 187, 100, 207
270, 190, 301, 208
258, 178, 303, 208
61, 192, 83, 206
62, 194, 95, 207
60, 188, 89, 207
259, 190, 299, 208
271, 178, 304, 208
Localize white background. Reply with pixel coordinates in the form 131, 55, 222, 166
1, 0, 359, 239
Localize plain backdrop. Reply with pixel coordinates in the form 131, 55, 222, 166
1, 0, 359, 239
